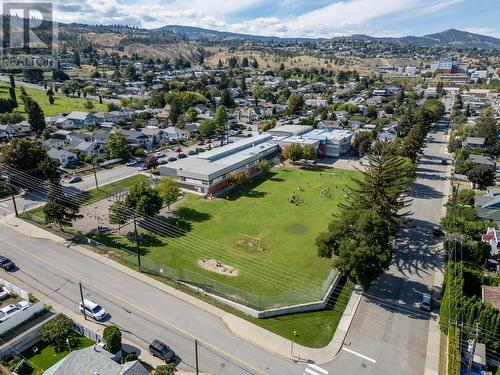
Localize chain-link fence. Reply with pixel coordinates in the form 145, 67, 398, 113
119, 247, 337, 311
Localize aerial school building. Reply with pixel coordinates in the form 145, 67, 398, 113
159, 134, 280, 196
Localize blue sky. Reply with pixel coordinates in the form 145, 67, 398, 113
51, 0, 500, 38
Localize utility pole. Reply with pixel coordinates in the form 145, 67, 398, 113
79, 282, 87, 321
92, 163, 99, 190
194, 339, 199, 375
466, 323, 480, 375
133, 216, 141, 271
10, 187, 18, 217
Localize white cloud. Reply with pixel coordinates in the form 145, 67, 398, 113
46, 0, 499, 39
464, 27, 500, 39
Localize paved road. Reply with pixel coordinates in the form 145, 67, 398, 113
322, 123, 449, 374
0, 165, 141, 215
0, 226, 301, 375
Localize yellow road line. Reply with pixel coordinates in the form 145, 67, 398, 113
0, 237, 267, 375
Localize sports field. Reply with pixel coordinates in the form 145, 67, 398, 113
92, 166, 359, 303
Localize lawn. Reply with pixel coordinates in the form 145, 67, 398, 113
21, 335, 94, 375
90, 166, 359, 306
28, 174, 149, 221
0, 81, 107, 117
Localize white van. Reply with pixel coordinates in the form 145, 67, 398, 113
79, 299, 106, 321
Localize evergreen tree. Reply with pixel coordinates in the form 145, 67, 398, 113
25, 98, 46, 133
342, 141, 412, 231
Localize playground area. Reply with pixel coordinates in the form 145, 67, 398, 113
88, 166, 359, 302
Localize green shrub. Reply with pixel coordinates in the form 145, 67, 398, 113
103, 325, 122, 354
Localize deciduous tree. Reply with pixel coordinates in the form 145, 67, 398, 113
157, 178, 180, 210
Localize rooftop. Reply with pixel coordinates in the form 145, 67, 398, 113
482, 286, 500, 310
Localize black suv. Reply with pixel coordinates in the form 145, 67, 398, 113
0, 256, 15, 271
149, 340, 175, 363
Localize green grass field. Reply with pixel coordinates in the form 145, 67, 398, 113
21, 334, 94, 375
0, 81, 107, 117
91, 166, 358, 302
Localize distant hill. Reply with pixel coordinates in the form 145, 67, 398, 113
343, 29, 500, 49
154, 25, 323, 43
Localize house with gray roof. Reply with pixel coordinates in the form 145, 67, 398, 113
47, 148, 77, 167
45, 345, 148, 375
67, 112, 98, 128
470, 154, 496, 170
464, 137, 486, 150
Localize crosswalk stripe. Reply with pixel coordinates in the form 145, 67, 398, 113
304, 368, 321, 375
308, 364, 328, 374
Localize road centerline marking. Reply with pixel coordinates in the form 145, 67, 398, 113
342, 347, 376, 363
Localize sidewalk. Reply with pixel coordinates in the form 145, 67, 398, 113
3, 215, 363, 364
423, 126, 452, 375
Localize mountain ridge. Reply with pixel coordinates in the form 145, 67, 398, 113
156, 25, 500, 48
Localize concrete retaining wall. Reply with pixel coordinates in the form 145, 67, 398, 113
181, 273, 341, 318
0, 303, 45, 336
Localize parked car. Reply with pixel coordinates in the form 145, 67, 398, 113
197, 140, 205, 146
0, 287, 10, 300
138, 165, 149, 171
195, 148, 205, 153
79, 299, 106, 321
157, 158, 169, 165
167, 157, 177, 162
149, 340, 176, 363
68, 176, 82, 184
178, 153, 187, 159
419, 293, 432, 311
0, 256, 15, 271
432, 226, 444, 236
154, 152, 166, 158
0, 301, 30, 321
188, 150, 196, 156
125, 160, 137, 166
441, 159, 448, 165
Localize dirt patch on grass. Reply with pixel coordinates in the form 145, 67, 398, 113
197, 259, 239, 277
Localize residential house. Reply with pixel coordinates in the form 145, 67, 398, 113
165, 126, 188, 141
75, 141, 107, 159
47, 149, 78, 167
0, 122, 31, 140
305, 96, 328, 107
235, 107, 263, 123
464, 137, 486, 150
141, 127, 167, 146
47, 345, 149, 375
93, 129, 111, 144
114, 129, 150, 148
67, 112, 98, 128
475, 188, 500, 222
157, 104, 172, 126
470, 154, 495, 170
378, 131, 397, 142
54, 117, 75, 129
481, 227, 500, 256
